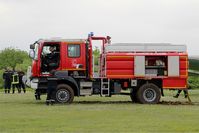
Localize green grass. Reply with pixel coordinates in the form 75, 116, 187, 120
1, 90, 199, 133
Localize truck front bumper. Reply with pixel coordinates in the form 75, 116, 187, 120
30, 78, 38, 90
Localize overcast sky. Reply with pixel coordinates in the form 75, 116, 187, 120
0, 0, 199, 55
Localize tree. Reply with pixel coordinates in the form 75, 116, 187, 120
0, 47, 32, 88
93, 47, 100, 72
93, 46, 100, 65
0, 47, 30, 70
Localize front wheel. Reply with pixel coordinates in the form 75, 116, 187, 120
54, 84, 74, 104
137, 83, 161, 104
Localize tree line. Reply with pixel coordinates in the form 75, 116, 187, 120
0, 48, 31, 88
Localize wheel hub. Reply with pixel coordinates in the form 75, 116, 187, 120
143, 88, 156, 102
57, 90, 69, 102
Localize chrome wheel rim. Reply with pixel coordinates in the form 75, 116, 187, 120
143, 88, 156, 102
56, 89, 70, 103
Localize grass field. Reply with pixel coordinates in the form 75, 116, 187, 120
1, 90, 199, 133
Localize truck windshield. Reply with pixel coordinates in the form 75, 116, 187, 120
33, 43, 39, 60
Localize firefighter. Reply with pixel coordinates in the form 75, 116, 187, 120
46, 70, 57, 105
12, 71, 19, 93
18, 70, 26, 93
47, 46, 59, 71
46, 78, 56, 105
173, 89, 188, 98
3, 68, 12, 93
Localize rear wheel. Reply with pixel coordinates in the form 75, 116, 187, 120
54, 84, 74, 104
137, 83, 161, 104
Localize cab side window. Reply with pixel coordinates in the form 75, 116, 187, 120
68, 44, 80, 57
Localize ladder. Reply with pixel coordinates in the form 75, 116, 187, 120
101, 78, 110, 96
99, 53, 106, 77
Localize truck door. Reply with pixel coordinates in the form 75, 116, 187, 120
66, 43, 86, 72
40, 43, 60, 73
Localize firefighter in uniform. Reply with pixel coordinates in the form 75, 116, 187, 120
46, 78, 56, 105
3, 68, 12, 93
47, 46, 59, 71
46, 46, 58, 105
174, 89, 188, 98
18, 70, 26, 93
12, 71, 19, 93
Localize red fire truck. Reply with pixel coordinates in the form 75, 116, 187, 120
29, 33, 188, 104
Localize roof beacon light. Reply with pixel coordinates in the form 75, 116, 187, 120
88, 32, 94, 37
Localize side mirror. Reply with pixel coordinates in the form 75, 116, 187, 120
30, 44, 35, 49
76, 64, 83, 69
29, 50, 35, 59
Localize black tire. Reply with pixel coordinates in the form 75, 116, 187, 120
130, 89, 139, 103
137, 83, 161, 104
54, 84, 74, 104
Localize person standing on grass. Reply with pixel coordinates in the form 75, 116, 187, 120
46, 70, 56, 105
12, 70, 19, 93
18, 70, 26, 93
173, 89, 188, 98
22, 74, 27, 92
3, 68, 12, 93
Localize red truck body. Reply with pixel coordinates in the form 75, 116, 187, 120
29, 34, 188, 104
105, 52, 188, 89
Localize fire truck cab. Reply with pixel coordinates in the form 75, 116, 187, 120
29, 33, 188, 104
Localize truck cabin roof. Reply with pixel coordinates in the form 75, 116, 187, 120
39, 39, 86, 44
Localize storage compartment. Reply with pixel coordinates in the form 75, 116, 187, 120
145, 69, 158, 76
113, 82, 122, 94
145, 56, 167, 76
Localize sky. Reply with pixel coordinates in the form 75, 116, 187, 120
0, 0, 199, 56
